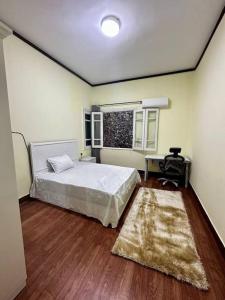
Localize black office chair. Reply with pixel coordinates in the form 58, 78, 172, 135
158, 148, 185, 187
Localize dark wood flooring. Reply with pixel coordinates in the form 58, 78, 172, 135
16, 177, 225, 300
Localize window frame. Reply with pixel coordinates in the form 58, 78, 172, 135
143, 108, 159, 152
91, 112, 103, 148
83, 109, 92, 149
132, 109, 145, 150
133, 108, 159, 152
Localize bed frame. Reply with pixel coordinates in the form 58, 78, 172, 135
29, 139, 140, 227
30, 139, 79, 179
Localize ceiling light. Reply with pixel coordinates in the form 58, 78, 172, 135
101, 16, 120, 37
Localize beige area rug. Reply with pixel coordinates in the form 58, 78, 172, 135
112, 188, 208, 290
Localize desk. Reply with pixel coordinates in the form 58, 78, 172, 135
144, 154, 191, 188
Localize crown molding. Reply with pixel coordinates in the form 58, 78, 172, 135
11, 5, 225, 86
195, 5, 225, 69
13, 32, 93, 86
93, 6, 224, 86
0, 20, 12, 39
92, 68, 195, 86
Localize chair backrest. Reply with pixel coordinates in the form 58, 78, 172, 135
164, 154, 185, 176
168, 147, 182, 157
165, 153, 184, 162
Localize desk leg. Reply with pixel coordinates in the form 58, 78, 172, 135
144, 159, 148, 181
185, 164, 190, 188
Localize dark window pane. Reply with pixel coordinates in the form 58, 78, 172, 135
94, 122, 100, 139
94, 140, 101, 146
85, 113, 91, 121
86, 140, 91, 146
85, 121, 91, 139
94, 114, 101, 121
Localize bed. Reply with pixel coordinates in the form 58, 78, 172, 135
30, 140, 141, 227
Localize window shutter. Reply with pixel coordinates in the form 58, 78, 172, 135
91, 112, 103, 148
133, 109, 159, 151
133, 110, 145, 150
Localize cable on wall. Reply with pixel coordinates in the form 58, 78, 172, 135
11, 131, 28, 150
11, 131, 33, 180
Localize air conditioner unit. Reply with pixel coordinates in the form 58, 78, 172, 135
142, 97, 169, 108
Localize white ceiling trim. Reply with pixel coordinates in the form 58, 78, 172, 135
0, 1, 224, 85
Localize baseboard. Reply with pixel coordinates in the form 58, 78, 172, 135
4, 278, 26, 300
19, 194, 30, 203
189, 183, 225, 253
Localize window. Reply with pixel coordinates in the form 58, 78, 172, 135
90, 108, 159, 151
91, 112, 103, 148
103, 111, 133, 148
133, 110, 145, 150
83, 110, 91, 148
144, 109, 159, 151
133, 108, 159, 151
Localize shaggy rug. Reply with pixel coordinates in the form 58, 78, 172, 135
112, 188, 208, 290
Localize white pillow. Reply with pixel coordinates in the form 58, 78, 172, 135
47, 154, 74, 173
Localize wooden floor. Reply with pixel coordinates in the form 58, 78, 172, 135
17, 177, 225, 300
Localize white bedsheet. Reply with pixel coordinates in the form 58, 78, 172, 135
30, 162, 141, 227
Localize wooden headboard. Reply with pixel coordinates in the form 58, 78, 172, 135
30, 139, 79, 178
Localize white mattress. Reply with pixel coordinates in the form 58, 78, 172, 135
30, 162, 141, 227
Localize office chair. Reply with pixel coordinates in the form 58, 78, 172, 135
158, 147, 185, 187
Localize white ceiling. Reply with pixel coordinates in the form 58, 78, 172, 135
0, 0, 224, 85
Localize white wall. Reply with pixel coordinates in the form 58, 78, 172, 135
0, 35, 26, 300
3, 35, 91, 198
190, 16, 225, 245
91, 72, 193, 170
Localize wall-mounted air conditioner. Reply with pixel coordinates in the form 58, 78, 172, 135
142, 97, 169, 108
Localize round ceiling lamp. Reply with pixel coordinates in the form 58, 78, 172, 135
101, 16, 121, 37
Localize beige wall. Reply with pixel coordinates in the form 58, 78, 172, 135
3, 17, 225, 247
4, 35, 91, 198
190, 16, 225, 245
0, 37, 26, 300
91, 19, 225, 246
4, 36, 193, 193
91, 72, 193, 170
